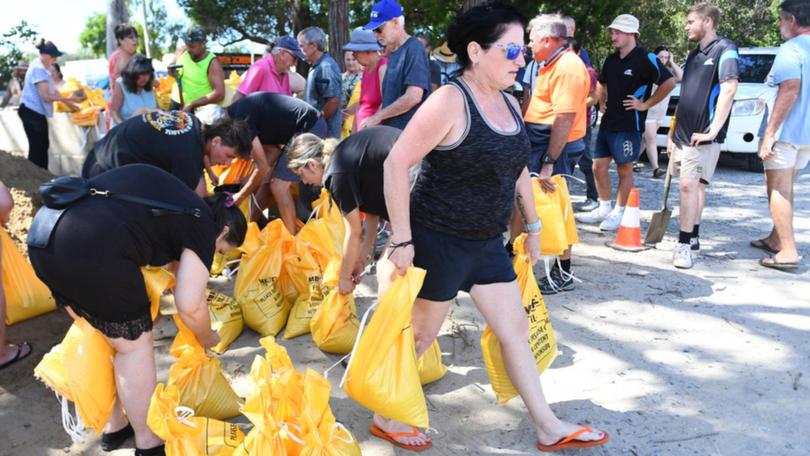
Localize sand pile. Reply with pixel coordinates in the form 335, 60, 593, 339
0, 150, 54, 255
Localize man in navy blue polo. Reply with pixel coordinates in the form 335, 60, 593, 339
577, 14, 675, 231
667, 3, 739, 269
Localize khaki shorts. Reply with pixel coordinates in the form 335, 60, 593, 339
668, 143, 721, 184
763, 141, 810, 171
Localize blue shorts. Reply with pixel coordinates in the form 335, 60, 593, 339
526, 123, 586, 175
412, 223, 516, 302
593, 129, 642, 165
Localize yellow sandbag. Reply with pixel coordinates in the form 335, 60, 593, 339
168, 316, 242, 420
234, 220, 293, 337
417, 340, 448, 385
236, 351, 305, 456
532, 178, 568, 256
343, 267, 429, 428
552, 175, 579, 246
148, 383, 245, 456
283, 232, 331, 339
141, 266, 175, 321
341, 82, 361, 139
310, 259, 359, 354
481, 235, 558, 404
207, 289, 244, 354
34, 317, 116, 436
300, 369, 361, 456
312, 189, 345, 256
155, 75, 175, 110
2, 229, 56, 324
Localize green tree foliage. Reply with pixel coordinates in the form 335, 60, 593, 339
0, 21, 38, 88
79, 13, 108, 57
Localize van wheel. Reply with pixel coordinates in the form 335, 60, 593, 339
746, 154, 764, 173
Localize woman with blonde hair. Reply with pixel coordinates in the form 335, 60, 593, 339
287, 125, 401, 295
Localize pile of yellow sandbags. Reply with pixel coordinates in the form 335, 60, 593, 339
155, 75, 175, 110
54, 77, 106, 127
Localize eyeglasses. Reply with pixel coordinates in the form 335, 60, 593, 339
373, 23, 386, 34
493, 43, 527, 61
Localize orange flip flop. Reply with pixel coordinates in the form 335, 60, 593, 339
369, 424, 433, 452
536, 426, 610, 452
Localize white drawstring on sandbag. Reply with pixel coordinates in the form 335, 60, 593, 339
59, 394, 89, 444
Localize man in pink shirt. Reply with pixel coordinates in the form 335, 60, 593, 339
232, 35, 306, 101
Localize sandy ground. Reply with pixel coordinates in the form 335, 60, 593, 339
0, 153, 807, 456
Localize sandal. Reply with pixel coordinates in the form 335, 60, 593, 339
0, 342, 32, 370
369, 424, 432, 452
101, 422, 134, 451
750, 239, 779, 255
760, 256, 800, 271
536, 426, 610, 452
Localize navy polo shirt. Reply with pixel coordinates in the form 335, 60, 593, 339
674, 36, 739, 146
599, 46, 672, 132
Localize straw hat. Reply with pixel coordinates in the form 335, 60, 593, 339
432, 42, 456, 63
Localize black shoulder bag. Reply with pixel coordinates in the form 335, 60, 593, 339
28, 176, 202, 249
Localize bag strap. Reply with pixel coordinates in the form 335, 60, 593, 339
89, 188, 202, 218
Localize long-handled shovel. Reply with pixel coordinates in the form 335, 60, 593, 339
644, 168, 673, 245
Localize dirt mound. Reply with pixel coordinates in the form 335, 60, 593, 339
0, 150, 54, 255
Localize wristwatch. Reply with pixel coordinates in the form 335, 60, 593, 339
542, 154, 556, 165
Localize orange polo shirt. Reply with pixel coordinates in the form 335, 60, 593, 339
524, 49, 590, 142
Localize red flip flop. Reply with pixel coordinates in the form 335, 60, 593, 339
369, 424, 432, 452
536, 426, 610, 452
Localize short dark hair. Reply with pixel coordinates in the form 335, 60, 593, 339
780, 0, 810, 27
202, 118, 253, 158
121, 54, 154, 93
51, 62, 62, 79
653, 46, 669, 54
568, 37, 582, 54
447, 2, 528, 71
688, 3, 721, 28
114, 23, 138, 44
205, 192, 247, 247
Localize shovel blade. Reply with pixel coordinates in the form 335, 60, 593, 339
644, 209, 672, 245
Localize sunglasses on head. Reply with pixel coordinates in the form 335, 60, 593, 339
494, 43, 527, 60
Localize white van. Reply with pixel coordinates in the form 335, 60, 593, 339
656, 47, 778, 171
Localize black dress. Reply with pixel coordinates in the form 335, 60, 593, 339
29, 164, 217, 340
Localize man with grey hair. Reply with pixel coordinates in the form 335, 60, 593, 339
523, 14, 591, 294
298, 26, 343, 138
362, 0, 431, 129
232, 35, 306, 102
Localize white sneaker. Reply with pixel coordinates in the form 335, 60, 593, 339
673, 243, 693, 269
599, 208, 625, 231
576, 203, 611, 224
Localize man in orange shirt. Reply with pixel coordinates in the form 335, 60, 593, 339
524, 13, 590, 294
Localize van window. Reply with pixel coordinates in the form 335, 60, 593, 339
738, 54, 775, 83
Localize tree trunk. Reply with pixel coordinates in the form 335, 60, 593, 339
106, 0, 129, 58
328, 0, 349, 71
461, 0, 487, 12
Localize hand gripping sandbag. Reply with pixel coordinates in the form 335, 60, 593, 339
342, 267, 429, 428
235, 349, 306, 456
234, 220, 293, 337
531, 178, 569, 256
34, 318, 116, 439
141, 266, 175, 321
300, 369, 361, 456
148, 383, 245, 456
310, 259, 359, 354
417, 340, 449, 385
552, 175, 579, 246
207, 289, 244, 354
2, 229, 56, 324
481, 235, 558, 404
167, 316, 242, 420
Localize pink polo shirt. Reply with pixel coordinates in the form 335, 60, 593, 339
237, 55, 291, 96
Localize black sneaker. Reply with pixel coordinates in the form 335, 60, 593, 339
574, 199, 599, 213
653, 168, 666, 178
690, 236, 700, 254
538, 267, 574, 295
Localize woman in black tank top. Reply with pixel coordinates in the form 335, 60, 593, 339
370, 4, 609, 453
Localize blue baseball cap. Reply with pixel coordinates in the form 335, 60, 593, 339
276, 35, 307, 60
363, 0, 403, 31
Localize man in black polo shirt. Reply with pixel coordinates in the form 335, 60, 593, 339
577, 14, 675, 231
667, 3, 739, 269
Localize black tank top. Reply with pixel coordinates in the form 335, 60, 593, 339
411, 78, 531, 240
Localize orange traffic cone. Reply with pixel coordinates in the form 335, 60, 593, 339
606, 188, 649, 252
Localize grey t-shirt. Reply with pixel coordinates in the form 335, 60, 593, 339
381, 36, 431, 130
304, 53, 343, 138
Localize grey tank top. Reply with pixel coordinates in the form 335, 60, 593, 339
411, 78, 531, 240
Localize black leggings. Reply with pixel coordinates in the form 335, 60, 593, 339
18, 104, 49, 169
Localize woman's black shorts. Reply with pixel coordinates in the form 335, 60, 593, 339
412, 223, 516, 302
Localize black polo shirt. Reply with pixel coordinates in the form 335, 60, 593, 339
674, 36, 739, 146
599, 46, 672, 132
226, 92, 320, 146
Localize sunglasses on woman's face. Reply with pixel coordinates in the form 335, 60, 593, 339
494, 43, 527, 61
